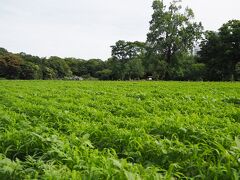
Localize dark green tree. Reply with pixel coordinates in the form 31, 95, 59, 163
19, 62, 41, 80
109, 58, 126, 80
0, 53, 22, 79
44, 56, 72, 78
219, 20, 240, 80
235, 62, 240, 80
199, 20, 240, 80
42, 66, 57, 80
65, 58, 87, 77
85, 59, 105, 78
18, 52, 44, 79
96, 69, 112, 80
0, 48, 8, 56
111, 41, 145, 62
146, 0, 203, 79
111, 40, 145, 80
125, 58, 145, 80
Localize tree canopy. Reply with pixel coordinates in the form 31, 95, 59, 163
198, 20, 240, 80
146, 0, 203, 79
0, 0, 239, 81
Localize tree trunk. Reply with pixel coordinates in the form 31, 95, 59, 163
166, 47, 172, 64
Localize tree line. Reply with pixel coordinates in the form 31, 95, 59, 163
0, 0, 239, 81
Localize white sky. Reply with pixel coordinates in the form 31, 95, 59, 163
0, 0, 240, 60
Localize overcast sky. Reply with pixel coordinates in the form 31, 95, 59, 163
0, 0, 240, 60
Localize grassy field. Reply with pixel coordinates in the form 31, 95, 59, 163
0, 81, 239, 179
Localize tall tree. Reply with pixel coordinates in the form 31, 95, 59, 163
146, 0, 202, 78
126, 58, 145, 80
111, 41, 145, 62
219, 20, 240, 80
111, 40, 145, 80
199, 20, 240, 80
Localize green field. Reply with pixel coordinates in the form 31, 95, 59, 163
0, 81, 239, 179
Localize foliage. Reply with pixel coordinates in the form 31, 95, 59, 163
0, 81, 239, 179
0, 1, 239, 81
146, 0, 203, 78
111, 41, 145, 80
96, 69, 112, 80
44, 56, 72, 78
198, 20, 240, 81
19, 62, 41, 80
235, 62, 240, 80
0, 53, 22, 79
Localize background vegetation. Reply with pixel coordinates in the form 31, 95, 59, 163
0, 0, 239, 81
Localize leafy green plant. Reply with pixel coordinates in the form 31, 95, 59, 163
0, 81, 239, 179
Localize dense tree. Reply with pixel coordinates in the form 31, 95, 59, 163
235, 62, 240, 80
65, 58, 85, 76
146, 0, 202, 79
125, 58, 145, 80
198, 20, 240, 80
0, 58, 7, 77
0, 1, 239, 81
44, 56, 72, 78
0, 53, 22, 79
0, 48, 8, 56
111, 40, 145, 80
42, 66, 57, 80
96, 69, 112, 80
109, 58, 126, 80
198, 31, 223, 80
219, 20, 240, 80
149, 59, 168, 80
111, 41, 145, 62
19, 52, 43, 65
19, 62, 41, 80
18, 53, 43, 79
85, 59, 105, 77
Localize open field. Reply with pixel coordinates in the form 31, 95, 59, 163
0, 81, 239, 179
